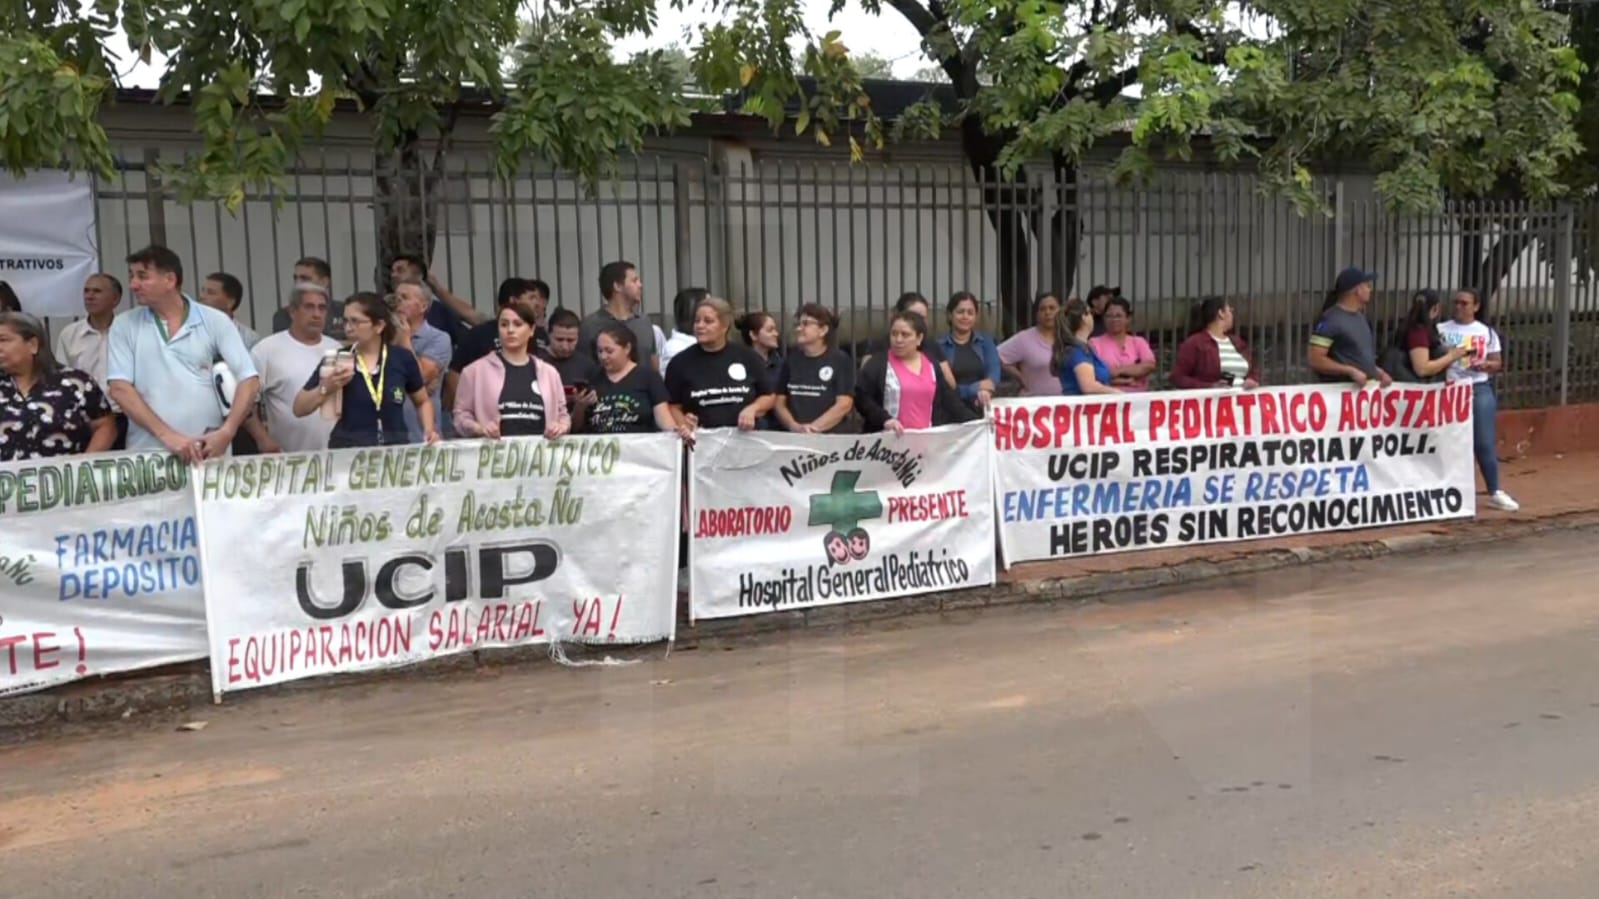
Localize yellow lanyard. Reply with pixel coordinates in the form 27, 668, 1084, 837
357, 346, 387, 413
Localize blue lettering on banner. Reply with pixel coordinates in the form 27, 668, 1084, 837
1242, 465, 1370, 502
53, 517, 203, 600
1004, 477, 1194, 522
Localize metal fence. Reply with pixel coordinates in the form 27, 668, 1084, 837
86, 146, 1599, 408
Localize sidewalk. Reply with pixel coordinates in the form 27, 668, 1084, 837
1001, 451, 1599, 584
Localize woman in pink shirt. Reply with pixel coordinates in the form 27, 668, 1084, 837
855, 311, 976, 435
998, 290, 1062, 396
1088, 296, 1157, 390
453, 299, 570, 440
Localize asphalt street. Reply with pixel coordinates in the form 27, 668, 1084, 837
3, 529, 1598, 898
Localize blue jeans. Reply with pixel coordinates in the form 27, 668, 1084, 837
1471, 381, 1500, 493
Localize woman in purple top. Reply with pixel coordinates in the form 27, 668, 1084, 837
999, 290, 1062, 396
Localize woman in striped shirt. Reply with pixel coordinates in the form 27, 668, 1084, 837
1170, 296, 1260, 390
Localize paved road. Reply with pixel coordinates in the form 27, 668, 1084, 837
4, 531, 1599, 898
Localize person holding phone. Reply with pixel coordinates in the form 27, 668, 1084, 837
539, 308, 602, 431
292, 293, 437, 447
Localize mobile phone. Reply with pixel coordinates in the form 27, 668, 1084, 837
569, 380, 590, 393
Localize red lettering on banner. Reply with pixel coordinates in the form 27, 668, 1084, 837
887, 490, 970, 523
1148, 393, 1326, 442
1416, 389, 1439, 429
2, 630, 94, 681
694, 505, 794, 538
31, 632, 59, 671
227, 616, 417, 685
995, 402, 1133, 450
573, 598, 604, 637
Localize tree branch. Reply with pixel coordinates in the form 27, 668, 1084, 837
430, 101, 462, 178
883, 0, 975, 92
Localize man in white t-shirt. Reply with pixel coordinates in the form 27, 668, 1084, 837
247, 283, 341, 453
660, 286, 705, 373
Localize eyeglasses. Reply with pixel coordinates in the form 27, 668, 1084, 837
795, 318, 821, 329
344, 316, 371, 326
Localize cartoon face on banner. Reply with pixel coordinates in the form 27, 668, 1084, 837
809, 470, 881, 564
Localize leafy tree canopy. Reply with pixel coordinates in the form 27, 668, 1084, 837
0, 0, 1585, 214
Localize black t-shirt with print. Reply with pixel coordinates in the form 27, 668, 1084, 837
497, 357, 546, 437
589, 365, 671, 434
777, 347, 855, 426
664, 342, 773, 429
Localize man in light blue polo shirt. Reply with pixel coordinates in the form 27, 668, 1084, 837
107, 245, 260, 462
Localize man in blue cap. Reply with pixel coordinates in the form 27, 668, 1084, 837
1309, 266, 1391, 387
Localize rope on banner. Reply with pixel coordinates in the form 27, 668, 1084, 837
545, 640, 643, 669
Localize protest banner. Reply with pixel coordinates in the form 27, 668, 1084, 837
689, 421, 996, 620
0, 452, 208, 697
0, 170, 99, 316
990, 383, 1477, 565
195, 435, 681, 696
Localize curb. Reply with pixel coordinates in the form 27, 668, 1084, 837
7, 510, 1598, 737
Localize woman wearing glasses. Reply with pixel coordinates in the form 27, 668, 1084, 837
773, 303, 855, 433
292, 292, 438, 448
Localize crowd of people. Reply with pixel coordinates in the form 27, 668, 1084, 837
0, 257, 1517, 510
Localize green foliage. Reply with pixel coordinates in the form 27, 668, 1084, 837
494, 13, 695, 181
0, 0, 1588, 215
0, 33, 115, 178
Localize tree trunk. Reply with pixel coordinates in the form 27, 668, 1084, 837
960, 116, 1034, 334
373, 131, 443, 290
1456, 214, 1533, 299
1049, 160, 1080, 304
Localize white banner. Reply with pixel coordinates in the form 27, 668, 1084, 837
0, 170, 99, 316
689, 422, 996, 619
0, 452, 208, 697
196, 436, 681, 695
991, 383, 1477, 565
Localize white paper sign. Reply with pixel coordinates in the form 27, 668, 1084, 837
0, 170, 99, 316
689, 422, 997, 620
990, 383, 1477, 565
196, 436, 681, 695
0, 452, 208, 697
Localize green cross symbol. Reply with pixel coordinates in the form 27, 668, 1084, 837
808, 470, 883, 533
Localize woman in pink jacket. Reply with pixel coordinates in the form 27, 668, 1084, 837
453, 299, 570, 439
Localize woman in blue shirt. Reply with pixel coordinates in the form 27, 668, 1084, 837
292, 292, 437, 448
1052, 297, 1121, 397
936, 291, 1002, 411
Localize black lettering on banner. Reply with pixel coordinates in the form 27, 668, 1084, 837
1177, 509, 1230, 542
1047, 452, 1119, 481
1050, 513, 1170, 556
295, 541, 563, 619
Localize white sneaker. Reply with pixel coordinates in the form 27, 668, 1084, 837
1489, 491, 1520, 512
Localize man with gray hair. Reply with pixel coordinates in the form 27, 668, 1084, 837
247, 282, 342, 452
